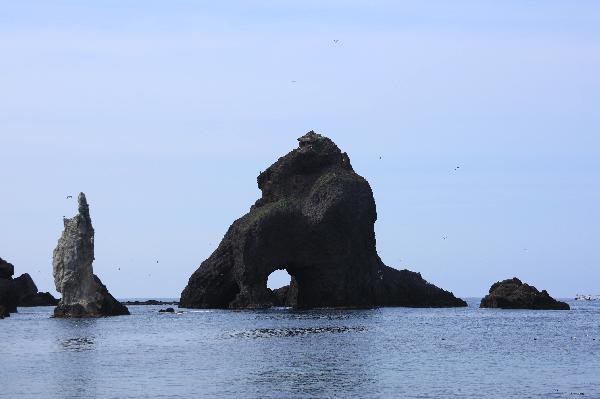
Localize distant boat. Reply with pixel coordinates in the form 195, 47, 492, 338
575, 294, 599, 301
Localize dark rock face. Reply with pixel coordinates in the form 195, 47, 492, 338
480, 278, 569, 310
0, 257, 15, 279
20, 292, 59, 307
53, 193, 129, 317
0, 257, 19, 315
0, 304, 8, 318
180, 131, 466, 309
271, 279, 298, 307
13, 273, 38, 300
159, 307, 175, 313
1, 258, 59, 313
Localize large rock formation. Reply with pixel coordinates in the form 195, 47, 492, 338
180, 131, 466, 309
480, 277, 569, 310
52, 193, 129, 317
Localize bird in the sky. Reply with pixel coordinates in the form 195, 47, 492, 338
117, 267, 120, 271
442, 235, 448, 240
379, 156, 382, 160
291, 80, 297, 83
66, 195, 72, 199
333, 39, 340, 44
156, 260, 159, 264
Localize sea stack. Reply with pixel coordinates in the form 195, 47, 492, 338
480, 277, 569, 310
180, 131, 466, 309
52, 193, 129, 317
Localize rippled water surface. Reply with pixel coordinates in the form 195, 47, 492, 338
1, 298, 599, 398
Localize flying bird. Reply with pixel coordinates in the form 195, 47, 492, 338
291, 80, 297, 83
66, 195, 73, 199
333, 39, 340, 44
442, 235, 448, 240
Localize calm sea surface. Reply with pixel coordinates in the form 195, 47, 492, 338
1, 298, 599, 398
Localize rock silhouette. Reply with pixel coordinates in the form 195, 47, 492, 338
0, 258, 58, 317
180, 131, 466, 309
52, 193, 129, 317
0, 257, 18, 316
480, 277, 569, 310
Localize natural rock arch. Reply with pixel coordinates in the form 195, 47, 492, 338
180, 132, 466, 309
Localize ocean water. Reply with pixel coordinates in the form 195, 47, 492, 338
1, 298, 599, 399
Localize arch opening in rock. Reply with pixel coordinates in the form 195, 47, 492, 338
180, 131, 467, 309
267, 269, 291, 290
266, 268, 298, 308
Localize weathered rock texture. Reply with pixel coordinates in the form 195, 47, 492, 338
52, 193, 129, 317
480, 277, 569, 310
180, 131, 466, 309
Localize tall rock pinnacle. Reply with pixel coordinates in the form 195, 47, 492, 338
52, 193, 129, 317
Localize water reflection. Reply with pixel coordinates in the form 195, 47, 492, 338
60, 336, 95, 352
51, 318, 99, 399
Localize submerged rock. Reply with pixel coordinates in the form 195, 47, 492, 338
52, 193, 129, 317
480, 277, 569, 310
159, 307, 175, 313
180, 131, 466, 309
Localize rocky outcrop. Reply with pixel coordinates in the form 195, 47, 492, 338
180, 131, 466, 309
13, 273, 38, 300
480, 278, 569, 310
13, 273, 59, 307
20, 292, 59, 307
52, 193, 129, 317
0, 257, 19, 315
0, 258, 59, 314
271, 278, 299, 307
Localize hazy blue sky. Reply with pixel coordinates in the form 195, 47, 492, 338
1, 1, 599, 299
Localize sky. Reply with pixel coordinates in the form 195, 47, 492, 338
1, 1, 599, 299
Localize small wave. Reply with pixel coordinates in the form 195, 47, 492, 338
59, 337, 95, 352
228, 325, 366, 339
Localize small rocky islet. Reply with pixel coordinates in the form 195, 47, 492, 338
480, 277, 569, 310
1, 257, 58, 318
